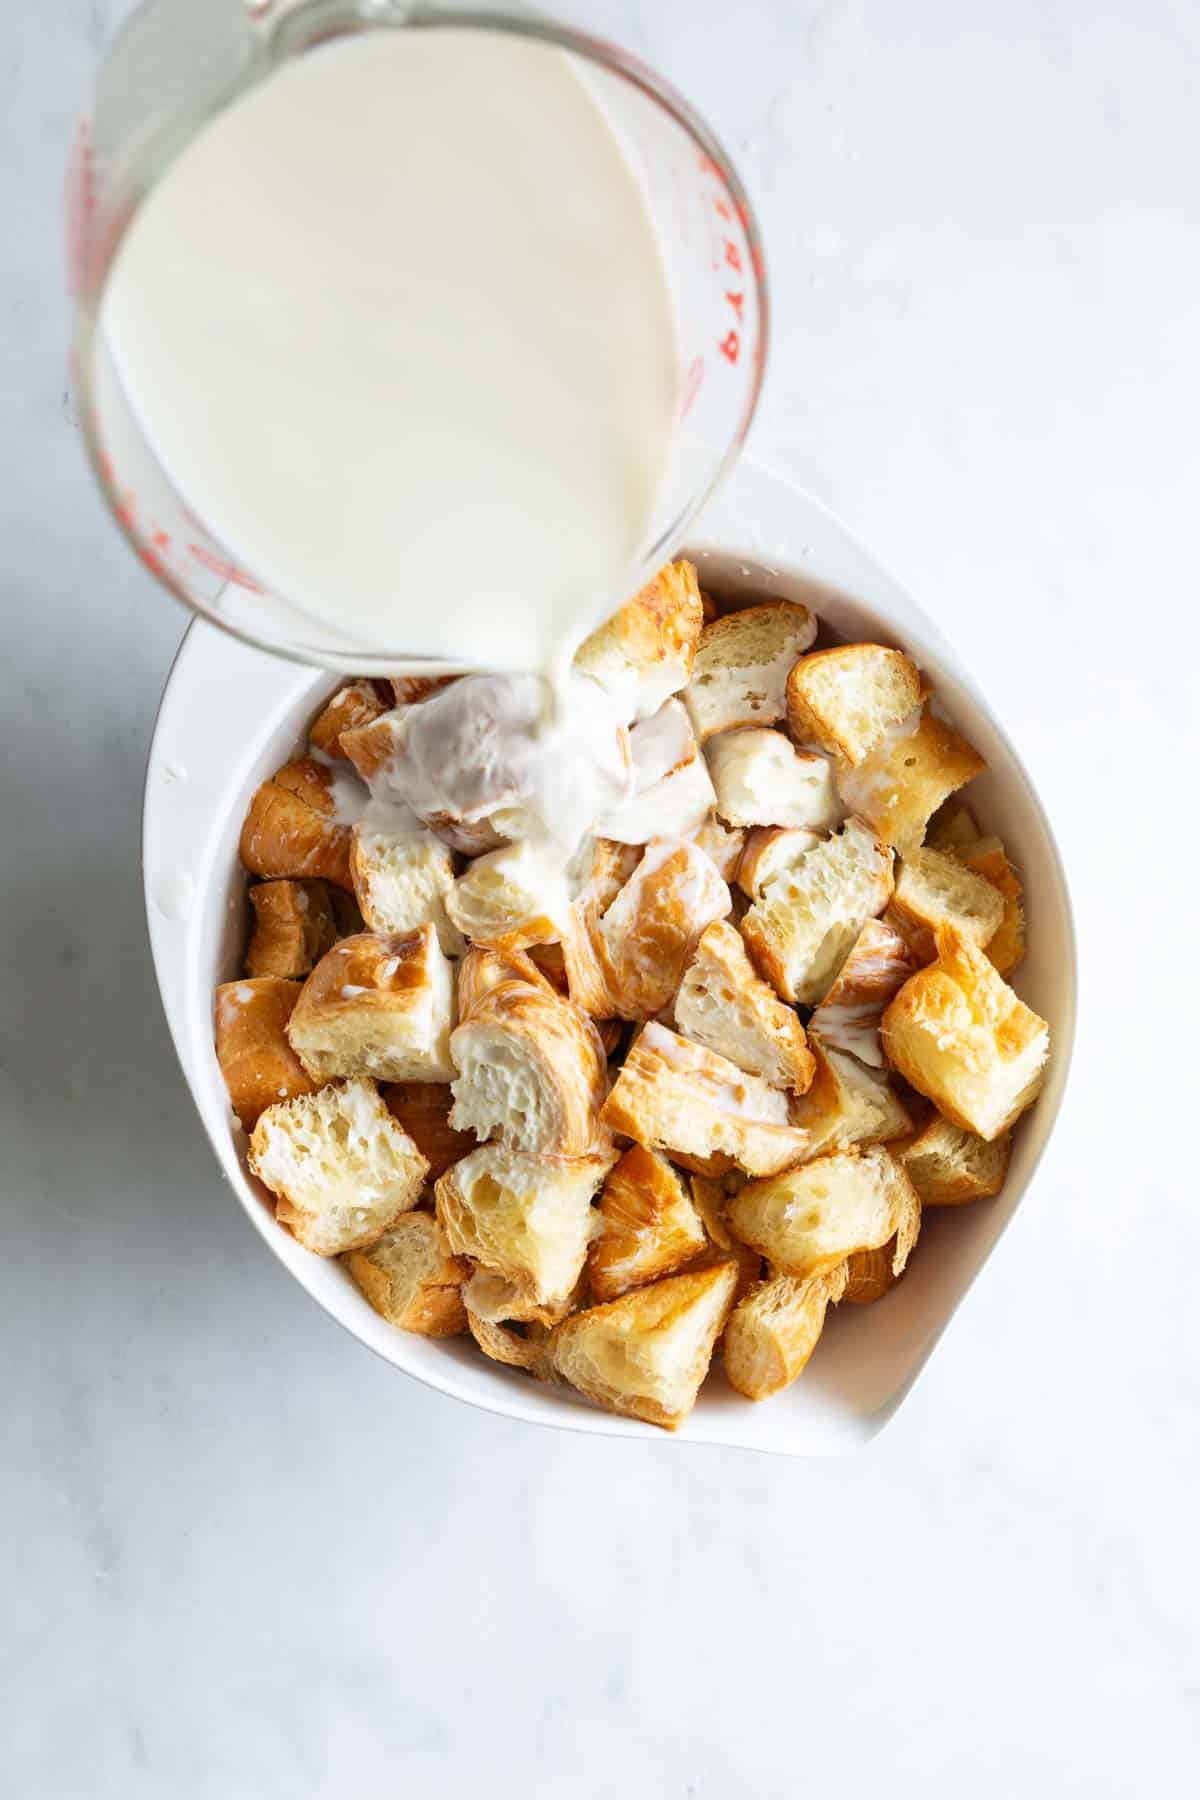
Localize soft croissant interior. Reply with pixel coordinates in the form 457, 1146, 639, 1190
224, 563, 1050, 1428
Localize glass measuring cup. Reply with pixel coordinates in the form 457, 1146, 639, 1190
69, 0, 768, 675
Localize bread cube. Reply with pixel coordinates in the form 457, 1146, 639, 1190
684, 601, 817, 741
600, 1021, 810, 1178
449, 973, 609, 1157
842, 1240, 901, 1304
707, 729, 843, 830
309, 679, 391, 760
959, 836, 1025, 974
350, 804, 463, 955
886, 845, 1005, 964
549, 1260, 739, 1429
245, 879, 337, 980
435, 1143, 612, 1314
455, 943, 558, 1020
215, 976, 320, 1130
735, 825, 823, 899
741, 816, 894, 1005
343, 1211, 469, 1336
559, 838, 642, 1017
597, 838, 731, 1019
573, 559, 704, 721
287, 925, 455, 1083
587, 1145, 709, 1302
381, 1082, 475, 1180
726, 1146, 921, 1280
466, 1308, 553, 1375
881, 927, 1049, 1140
239, 757, 355, 889
807, 918, 917, 1068
785, 644, 925, 764
837, 706, 985, 854
723, 1263, 849, 1399
598, 699, 715, 844
674, 920, 815, 1093
896, 1114, 1012, 1206
790, 1042, 913, 1158
690, 814, 748, 882
446, 838, 571, 951
249, 1078, 428, 1255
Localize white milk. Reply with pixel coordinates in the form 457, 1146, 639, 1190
101, 28, 678, 675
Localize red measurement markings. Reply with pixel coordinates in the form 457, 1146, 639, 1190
695, 151, 754, 366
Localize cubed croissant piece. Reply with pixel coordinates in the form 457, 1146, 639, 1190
596, 837, 730, 1020
926, 802, 979, 853
461, 1267, 580, 1329
456, 943, 558, 1020
707, 729, 843, 832
343, 1211, 470, 1337
339, 709, 406, 784
785, 644, 926, 765
573, 558, 704, 722
726, 1146, 921, 1281
674, 920, 815, 1094
807, 917, 918, 1069
896, 1113, 1012, 1206
448, 973, 609, 1157
690, 814, 747, 882
689, 1175, 763, 1307
959, 836, 1025, 975
836, 706, 986, 855
214, 976, 320, 1130
381, 1082, 475, 1180
587, 1145, 710, 1302
548, 1259, 740, 1429
723, 1262, 849, 1400
308, 679, 392, 760
886, 845, 1005, 965
244, 879, 337, 980
286, 925, 456, 1083
238, 756, 355, 889
390, 673, 460, 707
600, 1021, 810, 1178
735, 825, 823, 900
350, 804, 463, 956
526, 940, 569, 993
740, 816, 894, 1006
249, 1078, 428, 1256
790, 1041, 913, 1159
841, 1241, 900, 1304
881, 926, 1049, 1140
435, 1143, 613, 1315
598, 699, 715, 844
445, 838, 571, 952
466, 1309, 553, 1376
684, 600, 817, 742
560, 838, 642, 1017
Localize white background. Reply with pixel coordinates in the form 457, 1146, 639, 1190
3, 3, 1198, 1794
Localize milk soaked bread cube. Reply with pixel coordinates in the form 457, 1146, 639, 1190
684, 601, 817, 741
381, 1082, 475, 1180
239, 756, 355, 889
886, 845, 1004, 965
598, 699, 716, 845
249, 1078, 429, 1256
690, 814, 748, 882
706, 729, 844, 831
881, 926, 1050, 1140
573, 559, 704, 721
245, 879, 337, 980
674, 920, 815, 1094
287, 925, 456, 1083
785, 644, 925, 764
959, 836, 1025, 974
448, 972, 609, 1157
587, 1145, 709, 1302
215, 976, 320, 1130
726, 1146, 921, 1281
435, 1142, 613, 1316
790, 1041, 913, 1159
837, 706, 986, 855
736, 825, 823, 900
446, 838, 571, 952
600, 1022, 809, 1178
807, 918, 917, 1069
596, 838, 731, 1020
740, 816, 895, 1005
548, 1260, 740, 1430
350, 803, 463, 955
343, 1211, 469, 1337
309, 679, 392, 760
896, 1114, 1012, 1206
723, 1262, 849, 1400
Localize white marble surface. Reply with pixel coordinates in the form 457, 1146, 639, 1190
3, 3, 1198, 1794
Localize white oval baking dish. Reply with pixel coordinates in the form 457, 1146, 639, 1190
142, 458, 1076, 1453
